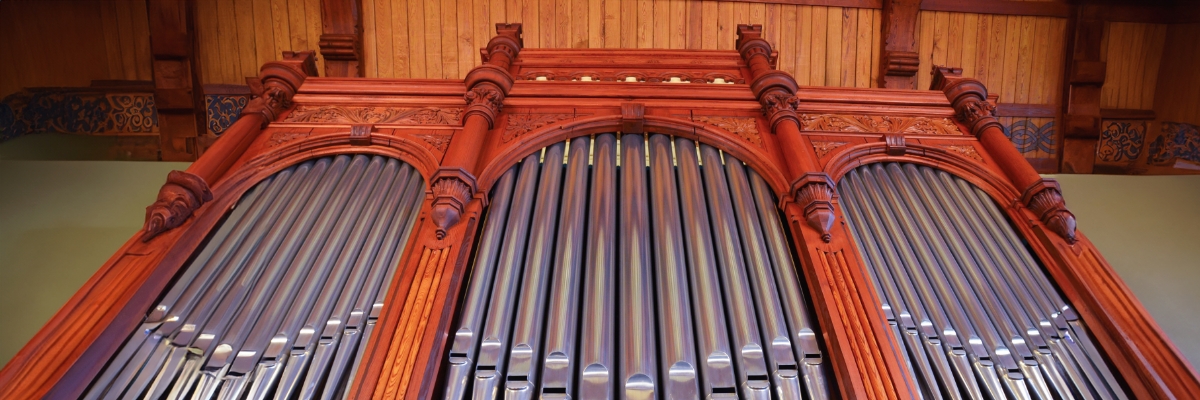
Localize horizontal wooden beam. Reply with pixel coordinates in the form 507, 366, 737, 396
735, 0, 882, 8
1100, 108, 1156, 120
995, 103, 1058, 118
919, 0, 1070, 17
1082, 3, 1200, 24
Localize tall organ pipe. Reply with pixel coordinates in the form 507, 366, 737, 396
839, 162, 1127, 400
86, 155, 426, 399
443, 134, 833, 400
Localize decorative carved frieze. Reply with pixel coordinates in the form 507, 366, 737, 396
282, 105, 462, 125
141, 171, 213, 242
503, 113, 577, 143
811, 141, 850, 158
1022, 179, 1077, 244
695, 116, 762, 146
265, 130, 311, 147
414, 133, 452, 154
799, 114, 962, 136
517, 70, 744, 84
943, 144, 984, 162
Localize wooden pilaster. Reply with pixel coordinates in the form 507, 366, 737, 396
146, 0, 206, 161
319, 0, 364, 77
879, 0, 921, 89
1060, 8, 1106, 173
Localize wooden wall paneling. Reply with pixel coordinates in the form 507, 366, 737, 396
841, 8, 857, 87
915, 11, 932, 89
253, 0, 278, 71
409, 0, 428, 78
603, 0, 620, 49
811, 6, 830, 84
1154, 23, 1200, 125
826, 6, 842, 86
700, 0, 715, 49
425, 0, 444, 78
856, 8, 872, 88
99, 2, 126, 81
374, 0, 394, 77
960, 13, 977, 77
780, 5, 798, 72
624, 0, 643, 48
440, 0, 459, 79
870, 8, 880, 86
393, 0, 411, 78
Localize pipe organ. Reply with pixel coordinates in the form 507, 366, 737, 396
2, 23, 1196, 400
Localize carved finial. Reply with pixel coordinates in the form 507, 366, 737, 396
141, 171, 213, 242
1022, 179, 1078, 243
429, 168, 478, 239
793, 173, 838, 242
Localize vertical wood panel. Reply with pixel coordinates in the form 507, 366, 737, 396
717, 1, 734, 50
825, 7, 842, 86
636, 0, 652, 48
916, 11, 933, 89
603, 0, 619, 48
441, 0, 460, 79
797, 5, 813, 86
810, 6, 827, 87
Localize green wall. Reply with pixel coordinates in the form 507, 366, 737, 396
0, 158, 1196, 374
1053, 174, 1200, 368
0, 160, 189, 365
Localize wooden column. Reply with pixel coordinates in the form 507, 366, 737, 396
349, 24, 523, 400
146, 0, 206, 161
319, 0, 364, 77
878, 0, 921, 89
140, 51, 317, 242
428, 23, 522, 239
1060, 8, 1106, 173
932, 66, 1078, 243
738, 24, 917, 400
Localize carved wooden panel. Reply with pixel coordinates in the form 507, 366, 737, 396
694, 116, 762, 146
283, 106, 463, 125
800, 114, 962, 135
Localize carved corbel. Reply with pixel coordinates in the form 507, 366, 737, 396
1022, 179, 1078, 244
349, 124, 373, 146
792, 173, 838, 243
621, 103, 645, 134
141, 170, 213, 242
244, 51, 317, 128
884, 132, 906, 156
429, 168, 478, 240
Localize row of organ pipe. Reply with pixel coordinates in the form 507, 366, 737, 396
85, 154, 425, 400
442, 133, 832, 400
839, 163, 1127, 400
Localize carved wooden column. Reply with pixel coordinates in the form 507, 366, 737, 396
319, 0, 364, 77
879, 0, 921, 89
737, 24, 916, 400
146, 0, 206, 161
141, 51, 317, 242
1060, 11, 1106, 173
933, 66, 1078, 243
429, 23, 522, 239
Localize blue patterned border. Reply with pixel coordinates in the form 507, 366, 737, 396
1002, 119, 1056, 155
0, 89, 249, 142
205, 95, 249, 135
1148, 122, 1200, 165
1098, 120, 1147, 162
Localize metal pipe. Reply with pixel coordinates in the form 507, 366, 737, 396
505, 142, 567, 400
578, 134, 617, 400
619, 133, 658, 400
672, 138, 737, 399
540, 137, 592, 399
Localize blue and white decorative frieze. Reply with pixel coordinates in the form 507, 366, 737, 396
1149, 122, 1200, 165
1003, 119, 1056, 155
0, 88, 250, 142
1098, 120, 1147, 162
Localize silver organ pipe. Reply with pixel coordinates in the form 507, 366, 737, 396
442, 133, 833, 400
839, 162, 1128, 400
85, 154, 426, 400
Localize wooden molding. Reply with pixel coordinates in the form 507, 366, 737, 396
1101, 108, 1156, 120
919, 0, 1071, 18
994, 103, 1059, 118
